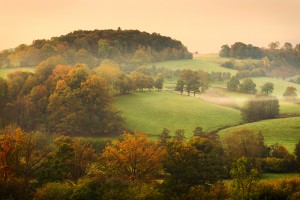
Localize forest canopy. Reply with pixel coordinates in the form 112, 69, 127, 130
0, 29, 192, 71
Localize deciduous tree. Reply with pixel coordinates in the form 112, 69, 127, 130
227, 76, 240, 91
283, 86, 297, 100
230, 157, 261, 200
100, 132, 164, 182
154, 73, 164, 91
261, 82, 274, 95
239, 78, 257, 94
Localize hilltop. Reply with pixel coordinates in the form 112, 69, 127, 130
0, 29, 192, 70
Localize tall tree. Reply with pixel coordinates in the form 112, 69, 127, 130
268, 41, 280, 50
294, 140, 300, 167
227, 76, 240, 92
180, 69, 194, 96
239, 78, 257, 94
95, 59, 122, 94
115, 74, 133, 95
48, 64, 123, 135
162, 135, 224, 198
219, 45, 230, 57
224, 128, 267, 167
260, 82, 274, 95
100, 132, 164, 182
283, 86, 297, 100
283, 42, 293, 51
175, 79, 185, 95
154, 73, 164, 91
230, 157, 261, 200
0, 78, 8, 127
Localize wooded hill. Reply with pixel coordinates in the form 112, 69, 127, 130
219, 42, 300, 69
0, 29, 192, 70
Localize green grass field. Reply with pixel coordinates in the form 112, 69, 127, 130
149, 56, 238, 74
218, 117, 300, 152
115, 91, 242, 138
0, 67, 35, 79
262, 173, 300, 180
250, 77, 300, 97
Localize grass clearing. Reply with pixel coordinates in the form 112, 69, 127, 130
148, 56, 237, 74
0, 67, 35, 79
115, 91, 242, 138
250, 77, 300, 98
199, 85, 300, 114
218, 117, 300, 152
262, 173, 300, 180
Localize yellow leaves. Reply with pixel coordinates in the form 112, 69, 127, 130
95, 60, 122, 84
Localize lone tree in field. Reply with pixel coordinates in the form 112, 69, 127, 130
260, 82, 274, 95
227, 76, 240, 91
154, 73, 164, 91
283, 86, 297, 100
241, 95, 279, 122
239, 78, 257, 94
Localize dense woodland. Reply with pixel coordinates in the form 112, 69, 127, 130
1, 126, 300, 199
220, 42, 300, 79
0, 29, 192, 71
219, 41, 300, 67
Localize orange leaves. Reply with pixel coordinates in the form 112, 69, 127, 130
101, 132, 165, 182
0, 125, 25, 181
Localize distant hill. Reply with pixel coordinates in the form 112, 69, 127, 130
0, 29, 192, 70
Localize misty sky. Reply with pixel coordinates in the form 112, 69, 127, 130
1, 0, 300, 53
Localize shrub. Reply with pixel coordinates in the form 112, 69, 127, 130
34, 182, 73, 200
0, 180, 27, 200
241, 96, 279, 122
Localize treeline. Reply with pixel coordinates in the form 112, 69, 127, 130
2, 126, 300, 199
227, 76, 298, 100
219, 41, 300, 70
0, 29, 192, 71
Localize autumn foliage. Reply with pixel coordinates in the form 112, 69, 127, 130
101, 132, 165, 182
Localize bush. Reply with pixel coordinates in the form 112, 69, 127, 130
258, 157, 287, 173
256, 178, 300, 200
70, 185, 95, 200
34, 182, 73, 200
221, 61, 235, 69
241, 95, 279, 122
0, 180, 27, 200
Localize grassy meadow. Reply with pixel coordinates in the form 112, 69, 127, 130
116, 55, 300, 153
262, 173, 300, 180
148, 55, 237, 74
0, 67, 35, 79
115, 91, 242, 138
218, 117, 300, 152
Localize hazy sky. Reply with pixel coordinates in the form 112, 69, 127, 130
1, 0, 300, 53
